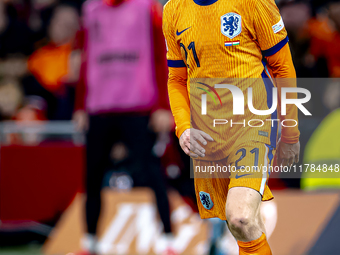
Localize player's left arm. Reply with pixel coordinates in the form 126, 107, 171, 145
253, 0, 300, 166
266, 44, 300, 166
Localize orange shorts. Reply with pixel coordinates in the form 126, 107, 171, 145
193, 141, 275, 220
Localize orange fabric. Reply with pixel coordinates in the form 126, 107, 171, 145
307, 17, 333, 42
308, 17, 340, 77
265, 43, 300, 144
163, 0, 287, 77
28, 43, 72, 93
265, 43, 296, 78
167, 66, 189, 138
193, 141, 275, 220
163, 0, 299, 144
238, 233, 272, 255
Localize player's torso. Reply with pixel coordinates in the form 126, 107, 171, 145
167, 0, 277, 157
171, 0, 264, 79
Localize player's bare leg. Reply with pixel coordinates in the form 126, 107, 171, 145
226, 187, 272, 254
226, 187, 264, 241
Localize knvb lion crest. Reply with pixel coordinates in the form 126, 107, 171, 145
199, 191, 214, 210
221, 12, 242, 39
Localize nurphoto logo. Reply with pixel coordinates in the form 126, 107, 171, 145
201, 84, 311, 116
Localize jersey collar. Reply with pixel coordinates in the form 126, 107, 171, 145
193, 0, 218, 6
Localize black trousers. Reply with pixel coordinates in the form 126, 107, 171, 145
85, 114, 171, 234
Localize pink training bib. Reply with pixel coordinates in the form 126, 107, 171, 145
83, 0, 157, 114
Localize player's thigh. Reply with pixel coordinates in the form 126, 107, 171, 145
228, 141, 274, 176
228, 141, 275, 198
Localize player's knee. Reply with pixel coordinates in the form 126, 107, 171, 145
228, 215, 250, 231
226, 212, 256, 237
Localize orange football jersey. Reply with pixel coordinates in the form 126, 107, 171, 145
163, 0, 299, 157
163, 0, 287, 78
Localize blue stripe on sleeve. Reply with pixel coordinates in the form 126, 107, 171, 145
167, 60, 186, 68
262, 36, 289, 57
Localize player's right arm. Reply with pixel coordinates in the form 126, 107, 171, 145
162, 2, 189, 139
162, 2, 212, 158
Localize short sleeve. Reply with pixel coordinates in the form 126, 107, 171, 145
254, 0, 289, 57
162, 2, 186, 68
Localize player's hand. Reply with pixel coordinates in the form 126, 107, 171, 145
276, 138, 300, 167
179, 128, 214, 158
72, 110, 89, 132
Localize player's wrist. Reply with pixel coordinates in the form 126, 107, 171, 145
280, 136, 300, 144
176, 124, 191, 139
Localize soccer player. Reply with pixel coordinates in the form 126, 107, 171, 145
163, 0, 300, 254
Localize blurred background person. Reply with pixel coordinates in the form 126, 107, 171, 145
307, 1, 340, 78
0, 0, 82, 123
0, 0, 35, 117
27, 3, 81, 120
72, 0, 175, 254
0, 78, 24, 121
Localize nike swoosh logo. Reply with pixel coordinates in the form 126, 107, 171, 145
235, 173, 252, 179
176, 27, 191, 36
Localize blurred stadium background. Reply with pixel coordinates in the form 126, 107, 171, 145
0, 0, 340, 254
